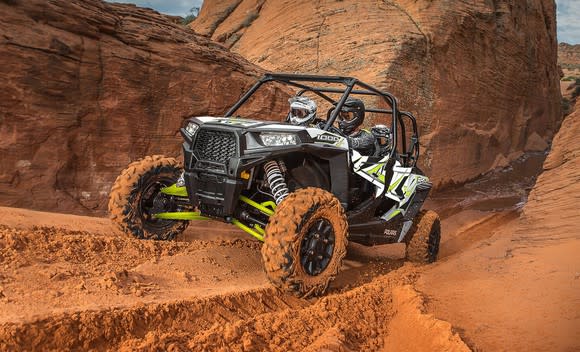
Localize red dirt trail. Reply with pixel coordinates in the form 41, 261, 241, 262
1, 132, 578, 350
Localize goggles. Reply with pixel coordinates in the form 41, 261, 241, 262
291, 108, 309, 119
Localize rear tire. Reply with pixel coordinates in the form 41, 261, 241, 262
261, 187, 348, 297
108, 155, 189, 240
405, 210, 441, 263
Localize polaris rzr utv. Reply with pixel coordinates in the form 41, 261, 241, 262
109, 73, 440, 296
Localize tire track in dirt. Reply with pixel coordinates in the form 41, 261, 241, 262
0, 264, 420, 352
0, 286, 306, 351
0, 262, 467, 352
147, 267, 419, 352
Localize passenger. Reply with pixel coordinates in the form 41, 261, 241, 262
338, 98, 376, 155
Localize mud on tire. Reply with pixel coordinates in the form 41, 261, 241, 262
405, 210, 441, 263
108, 155, 189, 240
261, 187, 348, 297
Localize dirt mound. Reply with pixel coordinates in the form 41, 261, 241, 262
117, 268, 418, 351
0, 244, 465, 352
384, 285, 469, 352
0, 224, 264, 324
1, 207, 450, 351
192, 0, 561, 188
0, 0, 288, 216
0, 286, 305, 351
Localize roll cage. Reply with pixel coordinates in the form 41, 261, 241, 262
225, 73, 419, 166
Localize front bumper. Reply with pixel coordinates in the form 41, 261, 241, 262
184, 171, 243, 218
181, 126, 245, 219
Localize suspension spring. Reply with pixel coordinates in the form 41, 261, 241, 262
263, 160, 289, 204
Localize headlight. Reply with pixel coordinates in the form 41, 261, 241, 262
260, 132, 299, 146
184, 122, 199, 136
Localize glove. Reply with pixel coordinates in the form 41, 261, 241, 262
348, 129, 376, 153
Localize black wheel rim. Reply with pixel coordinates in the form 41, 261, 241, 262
300, 219, 335, 276
428, 226, 440, 260
137, 174, 176, 231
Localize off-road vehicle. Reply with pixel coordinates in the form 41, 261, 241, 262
109, 74, 440, 296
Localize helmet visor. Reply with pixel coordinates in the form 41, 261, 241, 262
290, 108, 310, 119
291, 108, 308, 119
339, 110, 354, 121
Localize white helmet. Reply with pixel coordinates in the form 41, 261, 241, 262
287, 96, 317, 125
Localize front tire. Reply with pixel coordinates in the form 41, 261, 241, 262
261, 187, 348, 297
108, 155, 189, 240
405, 210, 441, 263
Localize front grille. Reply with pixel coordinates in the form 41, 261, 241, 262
194, 129, 236, 163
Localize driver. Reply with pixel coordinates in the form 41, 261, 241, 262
338, 98, 376, 155
286, 96, 318, 126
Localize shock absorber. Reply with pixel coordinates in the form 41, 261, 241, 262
263, 160, 289, 204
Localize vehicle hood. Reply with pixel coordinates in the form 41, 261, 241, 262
190, 116, 307, 132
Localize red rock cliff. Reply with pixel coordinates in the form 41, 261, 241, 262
192, 0, 562, 187
0, 0, 286, 215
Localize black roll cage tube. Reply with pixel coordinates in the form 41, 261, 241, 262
224, 73, 420, 195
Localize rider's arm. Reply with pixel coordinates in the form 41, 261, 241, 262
348, 129, 376, 151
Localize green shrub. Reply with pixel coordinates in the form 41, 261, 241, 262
573, 85, 580, 99
562, 97, 571, 115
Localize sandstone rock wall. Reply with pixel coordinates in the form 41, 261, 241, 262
0, 0, 287, 215
521, 99, 579, 233
192, 0, 562, 187
416, 99, 580, 352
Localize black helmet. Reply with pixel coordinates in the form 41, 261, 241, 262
338, 98, 365, 134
